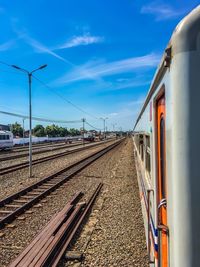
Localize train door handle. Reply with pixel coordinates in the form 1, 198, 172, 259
147, 189, 155, 264
158, 198, 167, 209
158, 224, 169, 234
157, 198, 169, 234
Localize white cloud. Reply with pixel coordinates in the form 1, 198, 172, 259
94, 78, 151, 92
53, 53, 160, 85
23, 33, 73, 65
98, 97, 145, 130
111, 79, 151, 91
12, 24, 74, 66
54, 33, 104, 50
0, 40, 15, 51
141, 2, 187, 21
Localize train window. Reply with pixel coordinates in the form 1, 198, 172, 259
0, 135, 9, 140
134, 134, 139, 150
139, 135, 144, 161
145, 135, 151, 175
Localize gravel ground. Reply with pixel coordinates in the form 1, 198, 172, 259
0, 141, 109, 168
0, 138, 148, 267
0, 140, 121, 266
65, 138, 148, 267
0, 141, 115, 201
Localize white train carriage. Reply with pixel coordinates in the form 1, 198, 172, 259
133, 6, 200, 267
0, 130, 14, 150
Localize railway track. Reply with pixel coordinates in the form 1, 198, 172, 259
2, 140, 83, 154
0, 140, 113, 176
0, 141, 89, 162
9, 184, 103, 267
0, 139, 122, 229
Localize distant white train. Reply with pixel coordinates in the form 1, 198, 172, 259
133, 6, 200, 267
0, 125, 14, 150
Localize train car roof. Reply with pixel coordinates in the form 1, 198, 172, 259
133, 5, 200, 130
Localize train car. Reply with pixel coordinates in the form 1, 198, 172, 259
133, 6, 200, 267
83, 133, 95, 142
0, 130, 14, 150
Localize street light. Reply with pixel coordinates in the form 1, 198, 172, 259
11, 64, 47, 177
112, 123, 117, 132
100, 117, 108, 140
119, 127, 123, 137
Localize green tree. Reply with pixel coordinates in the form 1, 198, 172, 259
69, 128, 80, 136
46, 125, 55, 137
58, 127, 69, 137
11, 122, 23, 137
33, 124, 46, 137
45, 124, 60, 137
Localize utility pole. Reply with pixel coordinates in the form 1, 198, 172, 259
12, 64, 47, 178
119, 127, 122, 137
82, 118, 85, 145
100, 117, 108, 141
112, 123, 117, 132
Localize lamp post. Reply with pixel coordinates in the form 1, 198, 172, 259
119, 127, 123, 137
11, 64, 47, 177
100, 117, 108, 140
112, 123, 117, 132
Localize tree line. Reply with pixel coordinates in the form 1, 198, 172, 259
11, 122, 81, 137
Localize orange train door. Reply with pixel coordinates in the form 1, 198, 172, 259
156, 95, 169, 267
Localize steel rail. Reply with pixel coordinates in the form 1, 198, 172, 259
0, 141, 90, 162
0, 141, 83, 154
9, 184, 103, 267
0, 140, 122, 228
0, 139, 113, 175
51, 183, 103, 267
9, 191, 84, 267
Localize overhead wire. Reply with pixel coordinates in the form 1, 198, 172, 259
85, 121, 103, 131
0, 60, 11, 67
0, 110, 82, 124
0, 60, 102, 127
32, 75, 99, 120
0, 61, 25, 75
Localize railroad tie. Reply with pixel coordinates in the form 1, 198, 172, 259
0, 211, 11, 214
5, 205, 21, 208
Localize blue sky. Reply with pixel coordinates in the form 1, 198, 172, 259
0, 0, 199, 131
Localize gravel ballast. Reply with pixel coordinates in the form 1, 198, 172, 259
65, 138, 148, 267
0, 141, 114, 201
0, 138, 148, 267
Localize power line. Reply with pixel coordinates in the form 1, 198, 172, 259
0, 60, 100, 122
32, 75, 99, 120
0, 68, 25, 75
0, 61, 25, 75
0, 60, 11, 67
0, 110, 82, 124
85, 121, 102, 131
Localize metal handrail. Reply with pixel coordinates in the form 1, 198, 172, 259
147, 189, 155, 264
